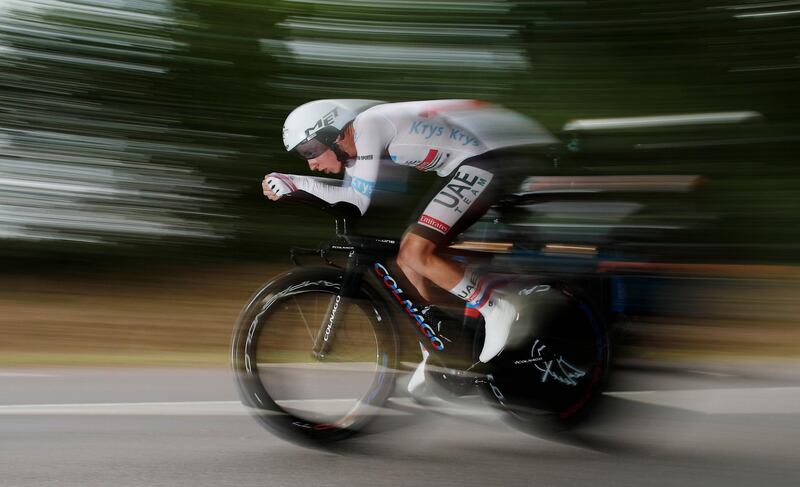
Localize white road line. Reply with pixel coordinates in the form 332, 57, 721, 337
606, 386, 800, 414
0, 372, 60, 378
0, 398, 488, 418
257, 362, 393, 372
686, 370, 737, 378
0, 401, 248, 416
0, 399, 412, 417
2, 386, 799, 416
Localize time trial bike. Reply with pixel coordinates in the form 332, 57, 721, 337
230, 191, 611, 446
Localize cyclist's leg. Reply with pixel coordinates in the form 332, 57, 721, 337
396, 235, 461, 301
397, 159, 502, 297
399, 148, 514, 281
399, 151, 531, 362
398, 159, 505, 392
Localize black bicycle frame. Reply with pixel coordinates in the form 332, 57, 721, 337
310, 238, 455, 361
283, 194, 463, 361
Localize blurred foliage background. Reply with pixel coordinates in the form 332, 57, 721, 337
1, 0, 799, 265
1, 0, 800, 365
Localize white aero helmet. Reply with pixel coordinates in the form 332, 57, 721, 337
282, 99, 384, 160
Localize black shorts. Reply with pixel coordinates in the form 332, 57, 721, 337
407, 149, 537, 247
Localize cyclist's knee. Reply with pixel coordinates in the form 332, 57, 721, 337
398, 233, 436, 275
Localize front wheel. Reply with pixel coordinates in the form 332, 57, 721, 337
231, 267, 398, 445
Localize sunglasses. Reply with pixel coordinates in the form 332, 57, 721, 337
293, 127, 340, 160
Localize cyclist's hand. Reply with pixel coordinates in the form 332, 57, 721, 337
263, 173, 298, 201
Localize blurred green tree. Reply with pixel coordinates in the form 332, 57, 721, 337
0, 0, 797, 263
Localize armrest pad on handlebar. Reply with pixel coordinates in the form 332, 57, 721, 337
280, 190, 329, 209
282, 191, 361, 218
280, 191, 361, 236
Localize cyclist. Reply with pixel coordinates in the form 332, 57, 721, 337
263, 99, 557, 391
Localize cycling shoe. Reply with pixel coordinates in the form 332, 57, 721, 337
407, 347, 430, 395
479, 296, 519, 363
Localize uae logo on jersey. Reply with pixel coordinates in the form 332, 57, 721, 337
418, 165, 494, 235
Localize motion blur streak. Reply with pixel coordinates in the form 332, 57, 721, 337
735, 9, 800, 18
563, 112, 763, 131
264, 0, 529, 100
284, 0, 513, 12
264, 39, 529, 70
279, 19, 518, 38
0, 0, 230, 247
0, 0, 797, 418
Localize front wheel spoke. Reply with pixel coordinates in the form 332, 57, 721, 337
293, 296, 316, 345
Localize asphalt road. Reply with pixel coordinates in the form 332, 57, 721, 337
1, 362, 799, 487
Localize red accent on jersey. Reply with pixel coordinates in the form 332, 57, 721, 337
419, 214, 451, 234
415, 149, 439, 171
419, 100, 490, 118
422, 149, 438, 164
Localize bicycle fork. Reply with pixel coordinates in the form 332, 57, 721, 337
312, 251, 363, 360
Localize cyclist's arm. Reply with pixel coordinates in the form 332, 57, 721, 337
289, 111, 395, 215
288, 175, 370, 215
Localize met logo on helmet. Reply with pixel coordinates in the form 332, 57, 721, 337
304, 107, 339, 139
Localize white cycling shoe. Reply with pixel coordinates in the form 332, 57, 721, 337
407, 347, 430, 395
478, 297, 519, 363
408, 297, 517, 393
